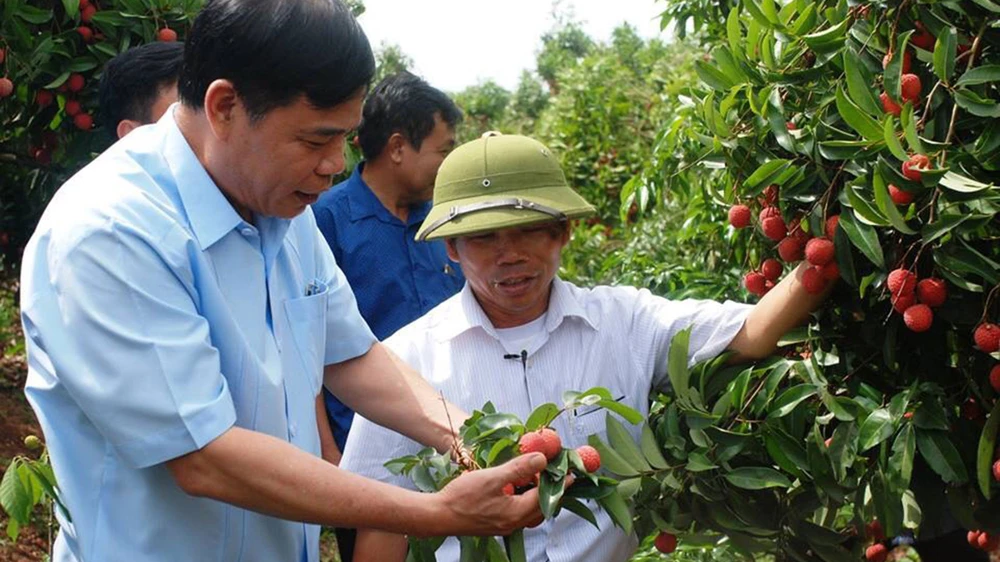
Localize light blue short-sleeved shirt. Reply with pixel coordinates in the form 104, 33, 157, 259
20, 107, 376, 562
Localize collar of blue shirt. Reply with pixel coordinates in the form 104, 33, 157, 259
432, 277, 599, 342
345, 163, 433, 227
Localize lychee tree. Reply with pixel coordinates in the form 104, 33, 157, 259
614, 0, 1000, 560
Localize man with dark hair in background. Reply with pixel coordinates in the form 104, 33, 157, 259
98, 41, 184, 139
312, 71, 465, 460
20, 1, 545, 560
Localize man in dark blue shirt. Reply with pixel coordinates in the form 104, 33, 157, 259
312, 72, 465, 461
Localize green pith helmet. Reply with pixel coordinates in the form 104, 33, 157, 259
415, 133, 596, 241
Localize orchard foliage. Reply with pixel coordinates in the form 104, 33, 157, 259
611, 0, 1000, 559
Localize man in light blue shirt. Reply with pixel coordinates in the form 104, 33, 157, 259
19, 1, 546, 561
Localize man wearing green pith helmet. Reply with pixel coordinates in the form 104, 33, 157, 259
341, 133, 830, 562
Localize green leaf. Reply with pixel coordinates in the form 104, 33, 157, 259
597, 399, 643, 425
597, 489, 633, 534
916, 429, 969, 484
836, 86, 883, 141
640, 424, 670, 470
938, 171, 994, 193
667, 327, 693, 397
485, 536, 510, 562
695, 61, 736, 91
900, 104, 926, 155
883, 118, 909, 161
588, 435, 638, 477
978, 400, 1000, 499
744, 159, 790, 190
504, 530, 527, 562
954, 89, 1000, 118
956, 65, 1000, 87
525, 403, 560, 431
888, 425, 916, 491
560, 497, 599, 529
872, 170, 917, 234
538, 471, 567, 519
921, 214, 970, 245
839, 212, 885, 268
43, 71, 71, 90
686, 451, 718, 472
858, 409, 894, 451
803, 18, 849, 54
606, 416, 650, 472
885, 31, 913, 101
846, 185, 890, 226
15, 4, 53, 23
768, 384, 818, 418
61, 0, 80, 18
0, 459, 31, 523
844, 49, 881, 116
933, 27, 958, 84
724, 466, 792, 490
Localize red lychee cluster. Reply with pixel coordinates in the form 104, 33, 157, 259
886, 268, 947, 332
518, 427, 562, 461
967, 530, 1000, 552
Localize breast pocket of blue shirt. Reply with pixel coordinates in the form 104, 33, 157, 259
283, 281, 329, 397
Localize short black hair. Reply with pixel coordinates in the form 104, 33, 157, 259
99, 42, 184, 130
358, 71, 463, 161
178, 0, 375, 121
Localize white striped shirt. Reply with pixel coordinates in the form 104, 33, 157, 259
341, 278, 752, 562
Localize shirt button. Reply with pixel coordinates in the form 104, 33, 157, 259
240, 227, 254, 237
289, 423, 297, 437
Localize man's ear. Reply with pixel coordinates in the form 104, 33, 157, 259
203, 79, 240, 140
116, 119, 143, 139
386, 132, 407, 164
445, 238, 460, 262
558, 221, 572, 247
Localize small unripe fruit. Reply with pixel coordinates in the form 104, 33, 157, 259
825, 215, 839, 239
805, 237, 835, 266
76, 26, 94, 42
891, 292, 916, 314
990, 364, 1000, 393
887, 268, 917, 297
744, 271, 766, 296
901, 73, 922, 103
67, 73, 85, 92
880, 92, 901, 116
903, 304, 933, 332
158, 27, 178, 42
778, 237, 804, 262
36, 90, 54, 108
729, 204, 751, 229
65, 99, 82, 116
902, 154, 931, 182
0, 77, 14, 98
761, 259, 782, 282
74, 113, 93, 130
654, 532, 677, 554
883, 50, 912, 73
888, 184, 914, 205
916, 278, 947, 307
23, 435, 42, 450
865, 543, 888, 562
802, 266, 826, 294
576, 445, 601, 472
974, 323, 1000, 353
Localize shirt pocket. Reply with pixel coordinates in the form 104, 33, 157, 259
283, 283, 329, 396
569, 406, 608, 448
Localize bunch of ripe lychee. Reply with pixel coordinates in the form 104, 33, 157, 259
885, 268, 947, 333
504, 427, 601, 495
731, 187, 839, 297
864, 520, 888, 562
967, 529, 999, 553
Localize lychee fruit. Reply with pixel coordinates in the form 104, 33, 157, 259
36, 90, 54, 108
990, 364, 1000, 393
538, 428, 561, 461
866, 520, 885, 541
805, 237, 835, 266
902, 154, 931, 182
821, 261, 840, 281
993, 459, 1000, 483
825, 215, 839, 239
978, 532, 999, 552
911, 23, 935, 50
778, 237, 804, 262
654, 532, 677, 554
903, 304, 933, 332
901, 73, 922, 103
744, 271, 766, 296
883, 50, 912, 73
576, 445, 601, 473
761, 259, 782, 282
0, 77, 14, 98
729, 204, 751, 229
887, 268, 917, 297
67, 73, 85, 93
73, 113, 93, 131
974, 323, 1000, 353
519, 431, 547, 456
76, 26, 94, 42
81, 3, 96, 22
787, 121, 797, 131
158, 27, 178, 42
762, 184, 779, 205
961, 397, 983, 421
891, 292, 916, 313
889, 184, 914, 205
865, 543, 888, 562
802, 266, 826, 294
916, 278, 947, 307
65, 99, 82, 116
762, 217, 787, 241
969, 530, 983, 548
881, 92, 901, 116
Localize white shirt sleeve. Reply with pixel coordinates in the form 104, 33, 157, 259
340, 413, 422, 490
